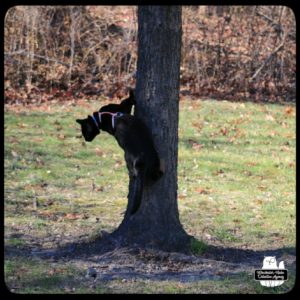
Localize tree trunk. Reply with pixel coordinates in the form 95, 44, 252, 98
111, 6, 191, 252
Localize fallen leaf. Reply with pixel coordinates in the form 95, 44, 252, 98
64, 213, 82, 220
214, 169, 225, 176
58, 134, 65, 140
258, 186, 267, 191
265, 114, 275, 121
195, 187, 211, 194
288, 162, 295, 168
35, 157, 45, 165
247, 162, 257, 167
18, 123, 28, 128
64, 286, 76, 293
11, 150, 18, 158
192, 122, 203, 132
193, 143, 203, 151
39, 211, 54, 218
255, 199, 263, 205
280, 146, 290, 152
285, 106, 295, 115
95, 147, 105, 156
114, 160, 123, 168
45, 200, 54, 206
243, 170, 252, 176
48, 268, 65, 276
188, 139, 203, 150
32, 137, 44, 142
205, 233, 212, 240
220, 127, 228, 136
228, 137, 236, 143
233, 219, 241, 223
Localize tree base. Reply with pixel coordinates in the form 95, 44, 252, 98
107, 215, 193, 254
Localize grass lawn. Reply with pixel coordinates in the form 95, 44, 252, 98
4, 98, 296, 293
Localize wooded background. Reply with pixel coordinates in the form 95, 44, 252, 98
4, 6, 295, 104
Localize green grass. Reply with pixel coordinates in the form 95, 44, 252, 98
4, 257, 101, 294
190, 238, 208, 255
178, 100, 295, 249
4, 99, 296, 293
4, 257, 295, 294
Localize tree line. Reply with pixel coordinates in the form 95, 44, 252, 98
4, 6, 295, 104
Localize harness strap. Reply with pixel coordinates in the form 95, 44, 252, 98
94, 112, 124, 130
91, 115, 98, 128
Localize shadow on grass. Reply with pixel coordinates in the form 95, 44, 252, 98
4, 232, 296, 290
4, 231, 295, 268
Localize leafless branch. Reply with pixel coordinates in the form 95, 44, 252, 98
249, 34, 286, 82
255, 8, 295, 40
5, 50, 71, 67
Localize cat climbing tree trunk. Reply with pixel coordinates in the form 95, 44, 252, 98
111, 6, 191, 252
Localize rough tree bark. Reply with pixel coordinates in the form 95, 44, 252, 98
111, 6, 192, 252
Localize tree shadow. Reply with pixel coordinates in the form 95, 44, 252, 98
202, 244, 296, 267
4, 231, 296, 268
4, 232, 296, 287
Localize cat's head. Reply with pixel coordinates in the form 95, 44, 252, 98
76, 116, 100, 142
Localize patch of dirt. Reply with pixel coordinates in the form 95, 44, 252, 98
5, 233, 296, 283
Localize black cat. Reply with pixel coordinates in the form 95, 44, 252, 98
76, 90, 135, 141
76, 90, 163, 216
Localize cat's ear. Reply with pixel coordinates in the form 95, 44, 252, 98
76, 119, 84, 125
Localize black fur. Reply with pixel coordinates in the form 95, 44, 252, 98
100, 89, 135, 115
76, 90, 162, 215
76, 90, 135, 139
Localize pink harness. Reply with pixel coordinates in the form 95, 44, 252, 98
98, 112, 123, 129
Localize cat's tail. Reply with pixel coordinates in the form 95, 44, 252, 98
120, 89, 135, 115
128, 89, 136, 105
128, 156, 164, 216
130, 166, 145, 215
